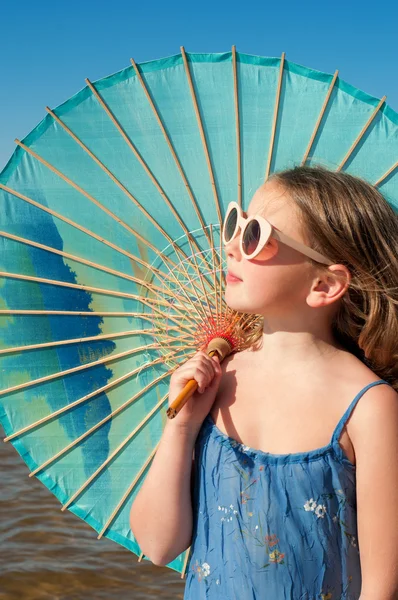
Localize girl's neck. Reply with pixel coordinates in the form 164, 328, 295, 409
241, 331, 347, 371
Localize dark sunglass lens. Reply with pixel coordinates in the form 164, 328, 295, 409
243, 219, 260, 255
224, 208, 238, 242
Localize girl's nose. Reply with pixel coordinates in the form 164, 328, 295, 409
225, 228, 242, 260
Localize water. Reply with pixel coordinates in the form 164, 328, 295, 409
0, 426, 186, 600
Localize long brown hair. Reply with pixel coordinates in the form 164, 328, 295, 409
244, 164, 398, 392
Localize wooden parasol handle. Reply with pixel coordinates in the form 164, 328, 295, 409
166, 337, 233, 419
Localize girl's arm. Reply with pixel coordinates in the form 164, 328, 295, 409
129, 419, 199, 566
353, 384, 398, 600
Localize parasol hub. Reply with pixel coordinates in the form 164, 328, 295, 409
205, 335, 235, 361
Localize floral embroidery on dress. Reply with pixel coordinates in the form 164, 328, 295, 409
304, 497, 327, 518
192, 559, 211, 582
265, 533, 278, 547
218, 503, 238, 522
233, 516, 287, 570
317, 489, 359, 551
191, 558, 222, 592
269, 548, 285, 564
223, 464, 289, 569
233, 464, 259, 505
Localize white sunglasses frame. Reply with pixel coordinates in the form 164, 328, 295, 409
222, 201, 333, 265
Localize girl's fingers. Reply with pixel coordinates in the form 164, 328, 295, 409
173, 365, 210, 387
170, 352, 220, 393
181, 355, 216, 379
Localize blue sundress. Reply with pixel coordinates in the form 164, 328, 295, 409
183, 379, 392, 600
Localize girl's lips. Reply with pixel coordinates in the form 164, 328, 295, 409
226, 272, 242, 283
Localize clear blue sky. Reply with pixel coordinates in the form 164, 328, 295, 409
1, 0, 397, 171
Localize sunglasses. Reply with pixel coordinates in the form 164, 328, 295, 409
222, 201, 333, 265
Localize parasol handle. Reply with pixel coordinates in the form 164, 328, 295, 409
166, 337, 233, 419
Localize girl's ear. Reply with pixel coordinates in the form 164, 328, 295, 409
310, 265, 351, 306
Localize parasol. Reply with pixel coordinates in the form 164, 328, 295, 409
0, 47, 397, 579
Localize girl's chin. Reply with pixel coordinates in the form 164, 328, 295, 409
224, 295, 256, 314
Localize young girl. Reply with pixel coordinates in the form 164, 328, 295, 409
130, 165, 398, 600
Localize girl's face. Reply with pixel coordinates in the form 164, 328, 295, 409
224, 180, 318, 317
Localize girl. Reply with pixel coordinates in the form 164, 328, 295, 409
130, 165, 398, 600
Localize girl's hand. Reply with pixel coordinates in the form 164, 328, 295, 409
168, 350, 223, 433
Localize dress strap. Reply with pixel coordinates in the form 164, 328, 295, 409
331, 379, 392, 444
